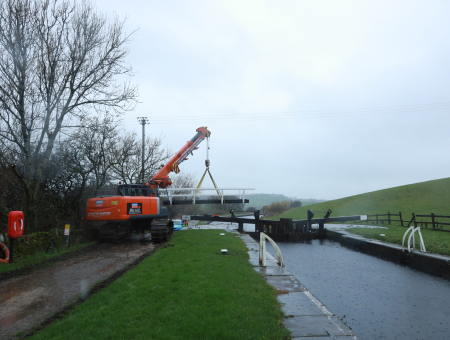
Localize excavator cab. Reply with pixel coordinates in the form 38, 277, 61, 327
117, 184, 155, 197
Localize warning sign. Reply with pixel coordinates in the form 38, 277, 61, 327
64, 224, 70, 235
127, 203, 142, 215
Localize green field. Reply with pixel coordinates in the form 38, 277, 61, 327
345, 225, 450, 256
272, 177, 450, 221
269, 177, 450, 256
300, 201, 324, 207
29, 230, 290, 340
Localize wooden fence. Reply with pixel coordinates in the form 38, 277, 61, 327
412, 213, 450, 232
356, 212, 450, 232
359, 212, 404, 226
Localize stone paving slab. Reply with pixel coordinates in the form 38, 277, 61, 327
248, 249, 279, 267
240, 235, 256, 242
285, 315, 353, 338
254, 266, 291, 276
278, 292, 332, 316
248, 250, 260, 266
245, 242, 260, 250
265, 275, 307, 292
293, 335, 357, 340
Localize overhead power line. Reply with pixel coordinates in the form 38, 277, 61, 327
120, 102, 450, 125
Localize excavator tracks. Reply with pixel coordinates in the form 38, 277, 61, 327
98, 219, 174, 243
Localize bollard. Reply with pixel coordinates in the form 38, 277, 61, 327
46, 238, 60, 254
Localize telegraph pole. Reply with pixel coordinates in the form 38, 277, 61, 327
137, 117, 149, 183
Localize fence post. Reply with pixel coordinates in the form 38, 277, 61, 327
288, 219, 293, 240
412, 213, 416, 227
388, 212, 391, 224
431, 213, 435, 230
307, 210, 314, 233
399, 212, 403, 226
254, 210, 260, 232
376, 214, 379, 225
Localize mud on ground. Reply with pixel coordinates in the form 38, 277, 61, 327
0, 241, 156, 340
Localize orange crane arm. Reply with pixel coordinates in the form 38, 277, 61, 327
146, 126, 210, 189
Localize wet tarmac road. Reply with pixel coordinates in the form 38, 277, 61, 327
266, 239, 450, 340
0, 241, 155, 340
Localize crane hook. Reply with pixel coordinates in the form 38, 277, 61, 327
205, 134, 210, 168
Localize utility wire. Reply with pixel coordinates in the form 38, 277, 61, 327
118, 102, 450, 125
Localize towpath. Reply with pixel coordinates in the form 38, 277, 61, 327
0, 241, 155, 340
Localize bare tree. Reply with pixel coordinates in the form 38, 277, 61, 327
110, 133, 172, 184
72, 115, 119, 189
0, 0, 137, 229
108, 131, 139, 183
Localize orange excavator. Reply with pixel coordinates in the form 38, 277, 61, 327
86, 126, 211, 242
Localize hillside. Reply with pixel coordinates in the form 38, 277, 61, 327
272, 177, 450, 221
245, 194, 326, 209
244, 194, 293, 209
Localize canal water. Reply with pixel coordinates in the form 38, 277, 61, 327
265, 238, 450, 340
218, 218, 450, 339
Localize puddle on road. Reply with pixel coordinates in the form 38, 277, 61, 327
0, 240, 155, 340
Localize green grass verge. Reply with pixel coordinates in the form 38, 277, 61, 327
346, 225, 450, 256
0, 241, 96, 275
29, 230, 290, 340
271, 177, 450, 221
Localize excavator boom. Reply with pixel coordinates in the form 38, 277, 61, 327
146, 126, 210, 188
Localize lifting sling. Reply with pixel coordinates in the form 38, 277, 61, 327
193, 167, 224, 203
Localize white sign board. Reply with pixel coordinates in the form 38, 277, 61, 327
360, 215, 368, 221
181, 215, 191, 221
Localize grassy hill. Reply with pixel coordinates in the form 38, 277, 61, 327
244, 194, 293, 209
272, 177, 450, 221
270, 177, 450, 256
245, 194, 325, 209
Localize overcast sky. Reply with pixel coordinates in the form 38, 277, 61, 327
95, 0, 450, 200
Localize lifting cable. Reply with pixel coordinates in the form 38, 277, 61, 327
192, 132, 224, 203
194, 167, 222, 198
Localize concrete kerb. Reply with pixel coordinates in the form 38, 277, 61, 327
239, 233, 357, 339
325, 227, 450, 280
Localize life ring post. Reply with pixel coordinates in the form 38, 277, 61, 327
7, 210, 25, 264
9, 238, 14, 263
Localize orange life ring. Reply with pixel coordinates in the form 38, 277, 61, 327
0, 242, 10, 263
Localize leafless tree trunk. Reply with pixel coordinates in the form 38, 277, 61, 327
110, 133, 172, 184
0, 0, 137, 230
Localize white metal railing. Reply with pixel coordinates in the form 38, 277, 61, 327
159, 188, 254, 205
402, 226, 426, 253
259, 232, 285, 267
